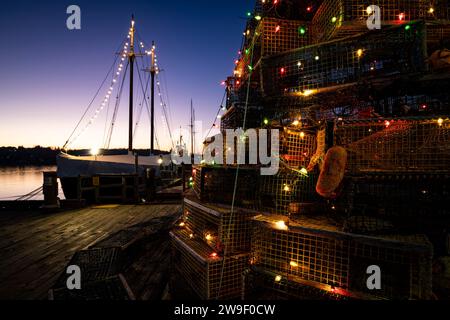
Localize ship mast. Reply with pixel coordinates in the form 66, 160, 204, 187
143, 41, 157, 155
190, 100, 195, 163
150, 41, 156, 155
128, 16, 135, 152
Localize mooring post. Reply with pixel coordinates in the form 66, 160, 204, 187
146, 168, 156, 201
135, 152, 139, 174
42, 171, 59, 209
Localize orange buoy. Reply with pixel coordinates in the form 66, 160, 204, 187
316, 146, 347, 199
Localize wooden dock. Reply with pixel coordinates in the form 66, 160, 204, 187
0, 203, 181, 300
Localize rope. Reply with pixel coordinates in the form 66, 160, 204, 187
216, 34, 256, 299
102, 87, 113, 147
133, 34, 174, 151
63, 38, 126, 149
105, 61, 129, 149
133, 56, 151, 139
161, 71, 173, 127
156, 73, 175, 150
12, 186, 44, 201
203, 90, 227, 143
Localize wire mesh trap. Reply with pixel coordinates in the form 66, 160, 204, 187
251, 215, 433, 300
312, 0, 450, 43
280, 126, 320, 169
49, 274, 135, 301
334, 117, 450, 173
261, 22, 427, 97
339, 172, 450, 225
258, 168, 319, 216
243, 267, 352, 300
192, 166, 260, 208
220, 104, 264, 130
170, 228, 250, 300
49, 248, 132, 300
256, 18, 313, 58
182, 196, 258, 253
52, 247, 122, 288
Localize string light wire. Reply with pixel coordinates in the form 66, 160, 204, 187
216, 28, 257, 300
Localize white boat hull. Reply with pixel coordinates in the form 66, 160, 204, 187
56, 152, 173, 199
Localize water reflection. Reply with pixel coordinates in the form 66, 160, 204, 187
0, 166, 64, 200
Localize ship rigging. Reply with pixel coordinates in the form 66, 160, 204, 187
57, 17, 177, 200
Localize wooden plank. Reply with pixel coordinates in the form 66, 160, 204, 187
1, 205, 164, 271
0, 204, 181, 300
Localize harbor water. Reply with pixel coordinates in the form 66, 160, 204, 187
0, 166, 64, 200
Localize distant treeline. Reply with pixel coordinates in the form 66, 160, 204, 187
0, 147, 58, 166
0, 147, 169, 166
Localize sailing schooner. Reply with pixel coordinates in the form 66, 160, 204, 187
57, 17, 173, 199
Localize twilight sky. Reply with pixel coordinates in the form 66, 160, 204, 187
0, 0, 254, 150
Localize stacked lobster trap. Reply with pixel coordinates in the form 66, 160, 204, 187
170, 193, 258, 299
334, 116, 450, 239
254, 18, 313, 58
248, 215, 433, 300
335, 117, 450, 173
261, 21, 427, 97
312, 0, 450, 44
171, 0, 450, 300
170, 228, 250, 300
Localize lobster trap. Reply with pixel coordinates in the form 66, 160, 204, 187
192, 165, 259, 208
255, 18, 313, 58
258, 168, 319, 216
427, 22, 450, 51
170, 228, 250, 300
254, 0, 320, 21
49, 247, 134, 300
244, 267, 352, 300
334, 117, 450, 173
261, 21, 427, 97
52, 247, 123, 288
312, 0, 450, 43
251, 215, 433, 300
182, 196, 257, 253
220, 104, 264, 130
280, 126, 323, 169
340, 172, 450, 228
49, 275, 135, 300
